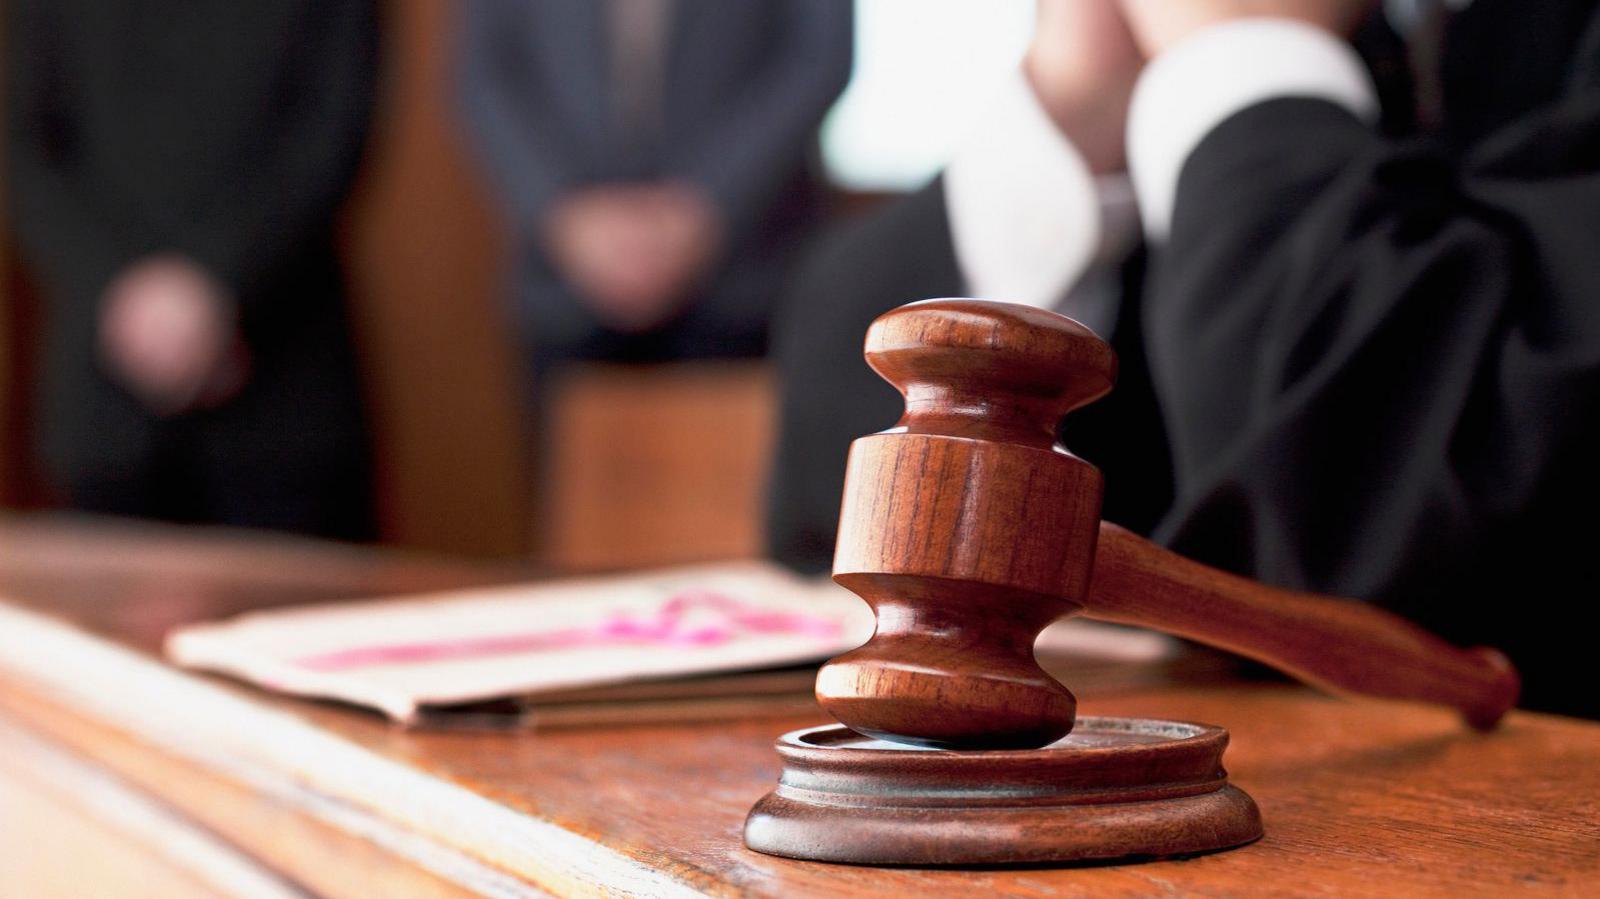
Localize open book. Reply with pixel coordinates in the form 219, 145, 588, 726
166, 560, 1177, 727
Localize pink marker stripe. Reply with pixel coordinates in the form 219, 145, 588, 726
291, 589, 844, 672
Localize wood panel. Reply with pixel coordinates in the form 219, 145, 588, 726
542, 362, 777, 570
344, 0, 528, 557
0, 8, 16, 507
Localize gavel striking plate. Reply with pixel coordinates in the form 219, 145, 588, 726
744, 299, 1519, 866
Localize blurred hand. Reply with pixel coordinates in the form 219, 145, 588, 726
98, 255, 249, 416
1025, 0, 1146, 173
1118, 0, 1377, 56
544, 182, 724, 333
630, 182, 723, 321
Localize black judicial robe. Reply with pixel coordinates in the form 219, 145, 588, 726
769, 0, 1600, 719
765, 182, 1173, 575
1148, 0, 1600, 716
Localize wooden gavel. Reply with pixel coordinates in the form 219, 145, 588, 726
816, 299, 1520, 750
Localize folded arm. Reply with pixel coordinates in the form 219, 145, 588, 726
1130, 21, 1600, 629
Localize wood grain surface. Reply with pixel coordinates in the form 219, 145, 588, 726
743, 719, 1263, 865
0, 718, 308, 899
542, 362, 776, 570
1, 514, 1597, 897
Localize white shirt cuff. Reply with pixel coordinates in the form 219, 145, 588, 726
944, 70, 1108, 332
1127, 18, 1380, 242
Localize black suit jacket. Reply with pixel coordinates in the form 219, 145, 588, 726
456, 0, 852, 358
1147, 0, 1600, 716
6, 0, 377, 533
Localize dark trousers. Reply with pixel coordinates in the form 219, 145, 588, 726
69, 411, 371, 540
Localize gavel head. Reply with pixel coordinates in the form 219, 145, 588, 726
818, 299, 1117, 749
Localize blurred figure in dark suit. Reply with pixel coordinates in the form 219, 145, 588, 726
457, 0, 853, 370
6, 0, 378, 539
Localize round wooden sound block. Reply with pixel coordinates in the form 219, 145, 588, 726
744, 717, 1263, 866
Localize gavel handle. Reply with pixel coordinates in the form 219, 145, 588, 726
1084, 522, 1520, 730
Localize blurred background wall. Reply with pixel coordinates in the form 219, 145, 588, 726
342, 0, 527, 558
0, 0, 1032, 566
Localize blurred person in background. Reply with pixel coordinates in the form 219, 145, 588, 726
457, 0, 852, 377
769, 0, 1600, 717
5, 0, 379, 539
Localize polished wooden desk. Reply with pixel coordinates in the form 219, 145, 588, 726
1, 515, 1596, 897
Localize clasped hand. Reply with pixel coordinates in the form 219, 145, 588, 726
98, 255, 249, 417
543, 181, 724, 334
1028, 0, 1375, 173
